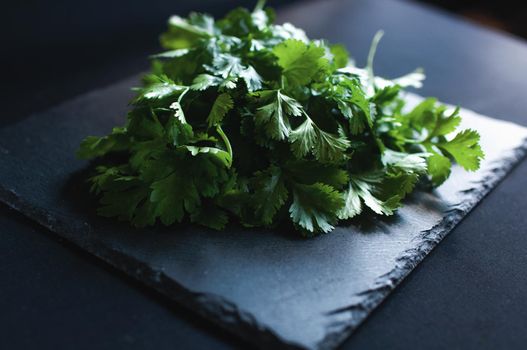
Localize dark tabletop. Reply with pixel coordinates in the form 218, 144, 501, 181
2, 0, 527, 349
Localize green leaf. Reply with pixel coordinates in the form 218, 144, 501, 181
339, 175, 402, 219
218, 7, 261, 36
285, 160, 349, 189
188, 12, 216, 34
313, 127, 350, 163
289, 118, 317, 158
240, 66, 263, 92
77, 127, 129, 159
190, 202, 229, 230
337, 185, 362, 220
184, 145, 232, 168
433, 106, 462, 136
209, 53, 245, 78
406, 97, 438, 131
348, 81, 372, 126
127, 109, 165, 140
88, 165, 130, 194
129, 139, 167, 170
254, 90, 302, 140
290, 117, 350, 162
427, 152, 452, 186
166, 116, 194, 146
391, 68, 425, 88
439, 129, 484, 171
145, 151, 229, 226
335, 77, 372, 134
150, 49, 190, 59
251, 2, 270, 30
133, 76, 187, 103
379, 172, 419, 198
290, 183, 344, 235
271, 23, 309, 42
372, 85, 401, 107
382, 149, 428, 174
273, 39, 328, 86
97, 178, 149, 221
207, 93, 234, 127
251, 165, 288, 225
191, 74, 222, 91
160, 15, 213, 50
150, 171, 200, 225
330, 44, 350, 69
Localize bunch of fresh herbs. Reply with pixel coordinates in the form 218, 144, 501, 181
78, 0, 484, 236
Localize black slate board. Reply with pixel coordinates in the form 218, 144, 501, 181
1, 76, 526, 350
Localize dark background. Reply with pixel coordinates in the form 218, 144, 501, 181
420, 0, 527, 38
1, 0, 301, 127
1, 0, 526, 128
2, 0, 527, 349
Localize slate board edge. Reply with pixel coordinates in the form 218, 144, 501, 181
0, 185, 306, 350
317, 137, 527, 350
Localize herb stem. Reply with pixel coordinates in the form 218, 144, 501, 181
254, 0, 266, 12
216, 125, 233, 167
366, 30, 384, 91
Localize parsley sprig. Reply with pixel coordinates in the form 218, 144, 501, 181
78, 1, 484, 236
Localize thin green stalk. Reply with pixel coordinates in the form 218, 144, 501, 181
216, 125, 233, 167
366, 30, 384, 90
254, 0, 266, 12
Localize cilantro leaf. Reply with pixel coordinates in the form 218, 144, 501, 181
209, 53, 245, 78
251, 165, 288, 225
290, 183, 344, 235
77, 127, 129, 159
289, 118, 316, 158
330, 44, 350, 69
382, 149, 428, 174
191, 74, 222, 91
290, 118, 350, 162
150, 171, 200, 225
97, 178, 149, 221
160, 14, 213, 50
340, 175, 401, 218
207, 93, 234, 127
427, 152, 452, 186
240, 66, 263, 92
190, 202, 229, 230
273, 39, 328, 86
132, 76, 187, 103
254, 90, 302, 140
439, 129, 484, 171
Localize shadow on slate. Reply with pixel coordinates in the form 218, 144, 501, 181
1, 74, 527, 349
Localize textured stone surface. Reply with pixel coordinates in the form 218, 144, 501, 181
0, 77, 526, 350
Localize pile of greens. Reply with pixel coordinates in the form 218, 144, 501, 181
78, 1, 484, 236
